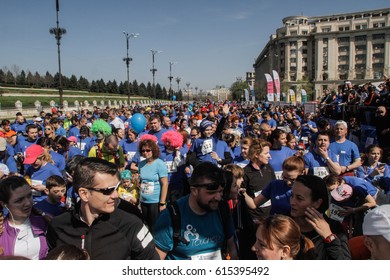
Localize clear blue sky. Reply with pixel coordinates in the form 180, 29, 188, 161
1, 0, 389, 92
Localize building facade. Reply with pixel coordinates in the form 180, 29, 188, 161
253, 8, 390, 100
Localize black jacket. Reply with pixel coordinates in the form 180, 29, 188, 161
46, 202, 160, 260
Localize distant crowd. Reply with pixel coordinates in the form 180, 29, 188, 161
0, 78, 390, 260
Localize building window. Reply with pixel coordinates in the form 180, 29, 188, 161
373, 53, 384, 59
290, 75, 296, 81
373, 22, 386, 28
339, 74, 348, 80
338, 55, 349, 62
290, 31, 298, 35
289, 41, 297, 47
372, 62, 384, 68
302, 49, 308, 54
323, 73, 328, 81
373, 43, 385, 50
338, 37, 350, 43
302, 66, 308, 72
372, 33, 385, 40
374, 71, 383, 79
323, 38, 328, 44
290, 66, 297, 72
355, 54, 366, 60
290, 58, 297, 63
290, 49, 297, 55
322, 27, 331, 32
355, 45, 366, 51
302, 30, 308, 35
338, 26, 350, 31
338, 65, 349, 71
338, 46, 349, 52
355, 35, 367, 41
355, 64, 366, 70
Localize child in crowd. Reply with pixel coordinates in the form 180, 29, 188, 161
117, 170, 139, 205
34, 175, 66, 217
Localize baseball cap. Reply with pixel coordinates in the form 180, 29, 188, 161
0, 163, 9, 175
363, 205, 390, 242
23, 144, 44, 164
34, 117, 43, 122
331, 184, 352, 201
67, 136, 77, 143
0, 138, 6, 151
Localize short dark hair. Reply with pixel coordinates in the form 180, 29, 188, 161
45, 175, 66, 190
0, 176, 30, 205
73, 157, 120, 193
190, 162, 224, 187
295, 175, 329, 213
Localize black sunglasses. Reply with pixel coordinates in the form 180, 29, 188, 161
85, 182, 119, 195
141, 149, 152, 153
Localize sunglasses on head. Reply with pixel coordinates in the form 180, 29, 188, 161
85, 182, 120, 195
141, 149, 152, 153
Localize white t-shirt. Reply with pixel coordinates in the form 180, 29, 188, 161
12, 218, 41, 260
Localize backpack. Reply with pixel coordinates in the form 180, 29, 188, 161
167, 199, 231, 257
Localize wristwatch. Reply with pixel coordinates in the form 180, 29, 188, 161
324, 234, 337, 243
346, 166, 350, 172
159, 202, 167, 206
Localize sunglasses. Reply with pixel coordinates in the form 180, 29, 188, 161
45, 128, 51, 131
85, 182, 120, 195
190, 134, 198, 137
141, 149, 152, 153
192, 182, 221, 190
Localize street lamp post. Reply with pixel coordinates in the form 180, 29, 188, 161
50, 0, 66, 108
150, 50, 162, 100
175, 77, 181, 97
186, 82, 190, 102
168, 62, 176, 100
123, 32, 139, 106
236, 76, 243, 102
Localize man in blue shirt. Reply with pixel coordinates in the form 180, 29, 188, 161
153, 162, 238, 260
329, 120, 361, 176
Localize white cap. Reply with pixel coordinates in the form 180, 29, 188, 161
363, 205, 390, 242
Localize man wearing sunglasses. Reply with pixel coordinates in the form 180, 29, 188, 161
153, 162, 238, 260
47, 157, 159, 260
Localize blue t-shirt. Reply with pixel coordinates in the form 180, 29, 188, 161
304, 150, 338, 176
269, 146, 295, 173
190, 137, 219, 165
329, 139, 360, 166
160, 148, 186, 191
261, 179, 292, 216
34, 199, 65, 217
67, 126, 80, 138
148, 128, 168, 151
343, 176, 378, 197
120, 139, 139, 163
233, 156, 249, 169
50, 150, 66, 172
153, 195, 234, 260
25, 163, 62, 185
138, 158, 168, 203
356, 164, 390, 183
301, 120, 317, 137
11, 122, 27, 133
55, 126, 67, 137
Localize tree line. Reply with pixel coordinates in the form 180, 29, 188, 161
0, 65, 184, 100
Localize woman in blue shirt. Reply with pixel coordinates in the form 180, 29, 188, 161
138, 134, 168, 233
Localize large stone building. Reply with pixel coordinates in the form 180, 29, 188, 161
253, 8, 390, 100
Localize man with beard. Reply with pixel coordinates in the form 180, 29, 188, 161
153, 162, 238, 260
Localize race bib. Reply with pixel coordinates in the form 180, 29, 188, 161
140, 181, 154, 195
166, 161, 177, 173
329, 203, 345, 222
274, 171, 283, 180
254, 190, 271, 207
313, 166, 329, 178
127, 151, 136, 161
191, 250, 222, 260
236, 162, 248, 168
77, 142, 86, 151
202, 139, 213, 155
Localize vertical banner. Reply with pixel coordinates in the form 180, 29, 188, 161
264, 73, 274, 102
249, 84, 255, 102
244, 89, 249, 102
289, 89, 296, 103
301, 89, 307, 103
272, 70, 280, 102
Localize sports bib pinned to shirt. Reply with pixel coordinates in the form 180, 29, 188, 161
140, 181, 154, 195
313, 166, 329, 178
202, 139, 213, 155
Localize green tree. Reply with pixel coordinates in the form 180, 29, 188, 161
229, 81, 248, 101
132, 80, 139, 96
5, 71, 14, 85
139, 83, 147, 97
155, 83, 163, 99
68, 75, 78, 89
146, 82, 153, 98
44, 71, 54, 88
17, 70, 26, 86
0, 69, 4, 84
